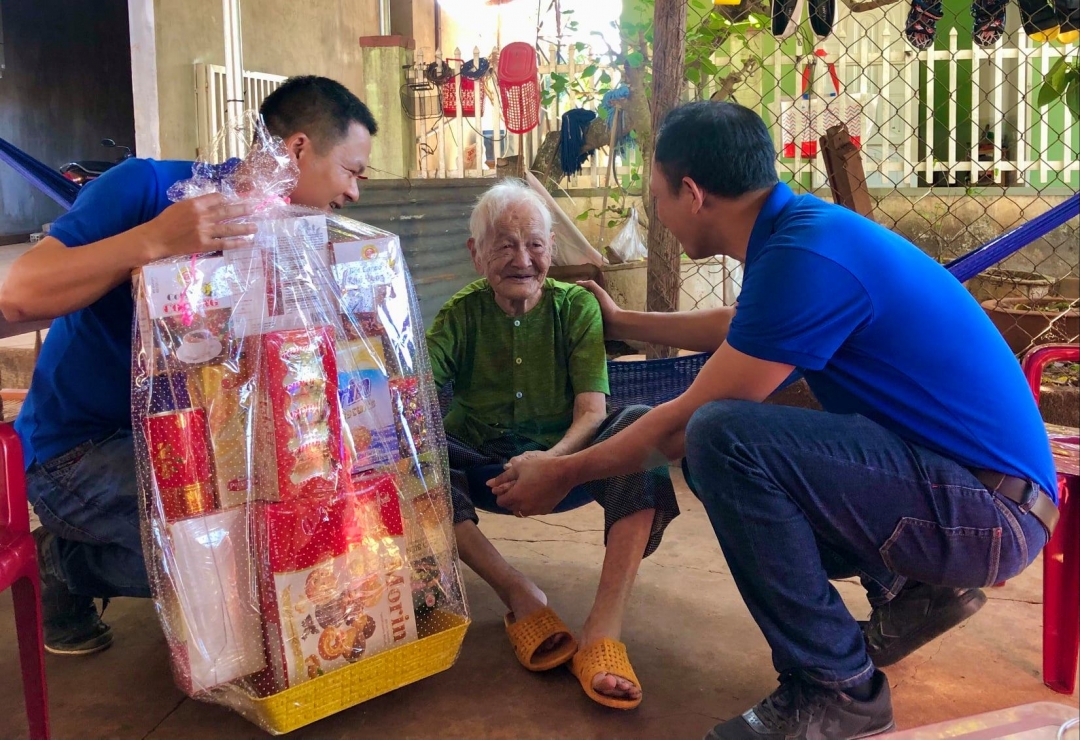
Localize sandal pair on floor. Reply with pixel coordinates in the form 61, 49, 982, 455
504, 606, 642, 710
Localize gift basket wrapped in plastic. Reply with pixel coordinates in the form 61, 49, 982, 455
130, 120, 469, 734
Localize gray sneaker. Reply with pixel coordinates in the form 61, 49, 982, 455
704, 670, 894, 740
34, 528, 113, 656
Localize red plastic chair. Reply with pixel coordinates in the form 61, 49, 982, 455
1022, 344, 1080, 695
0, 423, 50, 739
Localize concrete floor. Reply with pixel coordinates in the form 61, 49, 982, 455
0, 469, 1075, 740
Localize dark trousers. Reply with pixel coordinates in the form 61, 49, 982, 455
683, 400, 1048, 688
26, 429, 150, 599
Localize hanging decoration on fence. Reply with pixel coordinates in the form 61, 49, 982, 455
780, 50, 867, 159
496, 42, 541, 134
903, 0, 943, 50
559, 109, 598, 176
441, 57, 489, 118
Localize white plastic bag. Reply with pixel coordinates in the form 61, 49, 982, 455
609, 208, 647, 263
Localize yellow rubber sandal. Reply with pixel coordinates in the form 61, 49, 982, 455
570, 638, 642, 710
504, 606, 578, 672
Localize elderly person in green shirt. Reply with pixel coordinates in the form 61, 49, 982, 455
426, 179, 678, 710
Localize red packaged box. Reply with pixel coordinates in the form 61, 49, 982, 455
254, 475, 418, 693
145, 408, 217, 520
258, 327, 346, 501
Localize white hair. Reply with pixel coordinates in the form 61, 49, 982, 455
469, 179, 553, 251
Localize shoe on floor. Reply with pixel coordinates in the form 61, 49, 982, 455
33, 528, 113, 656
861, 581, 986, 667
704, 670, 894, 740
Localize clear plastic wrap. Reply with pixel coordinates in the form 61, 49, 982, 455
131, 119, 468, 734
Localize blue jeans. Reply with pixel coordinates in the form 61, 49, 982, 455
683, 401, 1048, 689
26, 429, 150, 599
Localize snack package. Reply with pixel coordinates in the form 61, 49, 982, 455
131, 117, 467, 734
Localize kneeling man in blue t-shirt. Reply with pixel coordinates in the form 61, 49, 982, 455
489, 101, 1058, 740
0, 76, 378, 656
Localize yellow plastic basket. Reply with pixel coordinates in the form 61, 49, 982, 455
233, 611, 469, 734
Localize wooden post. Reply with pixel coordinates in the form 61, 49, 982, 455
819, 124, 874, 220
644, 0, 687, 359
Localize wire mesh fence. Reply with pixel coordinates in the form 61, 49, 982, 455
668, 0, 1079, 362
397, 3, 1076, 364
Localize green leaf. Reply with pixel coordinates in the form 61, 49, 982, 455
599, 71, 612, 84
1049, 55, 1070, 91
583, 64, 598, 77
686, 66, 702, 86
1067, 77, 1080, 120
627, 51, 645, 68
607, 219, 619, 228
1038, 78, 1062, 107
574, 41, 586, 52
700, 57, 719, 76
597, 106, 610, 120
576, 211, 591, 221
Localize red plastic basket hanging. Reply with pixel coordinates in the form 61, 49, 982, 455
442, 61, 485, 118
496, 42, 540, 135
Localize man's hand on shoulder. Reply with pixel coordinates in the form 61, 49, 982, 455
576, 280, 622, 331
139, 194, 257, 262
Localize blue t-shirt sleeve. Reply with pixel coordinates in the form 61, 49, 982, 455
727, 247, 873, 371
48, 159, 162, 248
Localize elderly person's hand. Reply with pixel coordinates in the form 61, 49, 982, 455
488, 454, 573, 517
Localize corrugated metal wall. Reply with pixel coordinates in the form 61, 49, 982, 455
340, 178, 490, 327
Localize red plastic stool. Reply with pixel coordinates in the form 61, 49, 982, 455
0, 423, 50, 739
1022, 344, 1079, 695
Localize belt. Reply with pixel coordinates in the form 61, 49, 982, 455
971, 468, 1059, 538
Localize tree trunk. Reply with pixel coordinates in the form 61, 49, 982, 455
644, 0, 686, 359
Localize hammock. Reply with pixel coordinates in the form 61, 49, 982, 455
0, 136, 80, 210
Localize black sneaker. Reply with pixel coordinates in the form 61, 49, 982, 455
809, 0, 837, 38
972, 0, 1009, 46
34, 528, 113, 656
772, 0, 805, 39
704, 670, 894, 740
905, 0, 944, 50
861, 582, 986, 667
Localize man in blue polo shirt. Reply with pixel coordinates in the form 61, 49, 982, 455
489, 101, 1057, 739
0, 76, 378, 656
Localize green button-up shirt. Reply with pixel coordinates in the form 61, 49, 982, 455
426, 278, 610, 449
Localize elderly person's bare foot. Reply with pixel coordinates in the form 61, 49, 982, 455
578, 617, 642, 702
506, 581, 572, 655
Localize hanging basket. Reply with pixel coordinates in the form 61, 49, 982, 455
400, 83, 443, 121
496, 42, 541, 135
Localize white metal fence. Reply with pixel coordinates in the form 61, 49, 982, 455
195, 63, 288, 161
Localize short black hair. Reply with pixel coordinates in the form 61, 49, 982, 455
654, 101, 778, 198
260, 76, 378, 150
